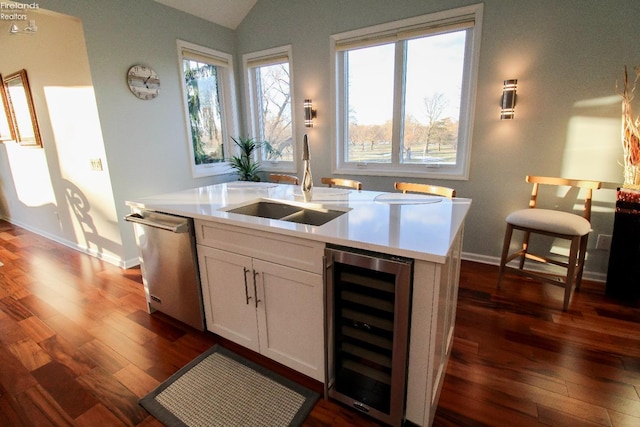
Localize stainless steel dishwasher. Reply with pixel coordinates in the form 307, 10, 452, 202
126, 210, 205, 330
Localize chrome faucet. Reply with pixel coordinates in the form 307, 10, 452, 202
301, 134, 313, 202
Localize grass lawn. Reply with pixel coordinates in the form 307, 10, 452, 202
347, 141, 457, 164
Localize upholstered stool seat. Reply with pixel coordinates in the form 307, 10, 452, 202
497, 176, 601, 311
506, 209, 591, 236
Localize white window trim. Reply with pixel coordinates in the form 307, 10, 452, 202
177, 39, 240, 178
243, 45, 297, 173
329, 4, 483, 180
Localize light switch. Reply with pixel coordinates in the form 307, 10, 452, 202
90, 158, 103, 171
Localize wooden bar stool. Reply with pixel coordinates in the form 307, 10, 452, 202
394, 182, 456, 198
321, 177, 362, 190
496, 175, 602, 311
269, 174, 299, 185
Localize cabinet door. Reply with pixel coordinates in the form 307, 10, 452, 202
253, 259, 324, 381
197, 245, 259, 352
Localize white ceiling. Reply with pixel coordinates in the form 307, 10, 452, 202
152, 0, 257, 29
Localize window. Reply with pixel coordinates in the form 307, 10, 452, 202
177, 40, 239, 177
332, 4, 483, 179
244, 46, 295, 172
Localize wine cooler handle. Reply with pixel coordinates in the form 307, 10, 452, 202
353, 401, 370, 413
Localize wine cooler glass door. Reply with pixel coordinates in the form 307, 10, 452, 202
325, 246, 412, 427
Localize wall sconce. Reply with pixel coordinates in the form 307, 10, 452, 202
304, 99, 317, 127
500, 79, 517, 120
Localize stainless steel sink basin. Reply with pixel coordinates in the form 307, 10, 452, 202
279, 208, 346, 226
225, 200, 347, 226
226, 201, 301, 219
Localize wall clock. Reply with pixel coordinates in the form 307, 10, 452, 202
127, 65, 160, 100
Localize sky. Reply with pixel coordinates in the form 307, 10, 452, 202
348, 30, 466, 125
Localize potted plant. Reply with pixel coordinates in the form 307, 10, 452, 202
229, 136, 262, 181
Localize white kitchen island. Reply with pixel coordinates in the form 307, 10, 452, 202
127, 182, 471, 427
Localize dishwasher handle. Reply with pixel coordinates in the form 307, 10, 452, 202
125, 213, 189, 233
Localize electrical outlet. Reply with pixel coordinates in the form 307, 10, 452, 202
90, 158, 103, 171
596, 234, 612, 250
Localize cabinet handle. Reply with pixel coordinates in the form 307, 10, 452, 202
252, 270, 261, 308
243, 267, 252, 305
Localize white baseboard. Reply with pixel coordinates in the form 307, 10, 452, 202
1, 216, 127, 268
123, 257, 141, 269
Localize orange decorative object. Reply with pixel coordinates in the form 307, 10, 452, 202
620, 65, 640, 188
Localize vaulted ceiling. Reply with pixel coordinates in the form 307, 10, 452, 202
152, 0, 257, 29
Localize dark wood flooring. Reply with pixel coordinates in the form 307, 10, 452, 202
0, 219, 639, 426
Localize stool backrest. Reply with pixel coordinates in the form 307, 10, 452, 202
321, 177, 362, 190
269, 174, 299, 185
394, 182, 456, 198
526, 175, 602, 222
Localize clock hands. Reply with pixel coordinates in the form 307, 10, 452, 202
127, 65, 159, 99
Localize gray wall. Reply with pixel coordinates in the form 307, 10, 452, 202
1, 0, 638, 279
1, 0, 238, 265
236, 0, 639, 279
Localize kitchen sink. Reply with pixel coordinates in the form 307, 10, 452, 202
279, 208, 346, 226
225, 200, 348, 226
226, 201, 302, 219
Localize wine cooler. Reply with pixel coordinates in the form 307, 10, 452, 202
324, 245, 413, 427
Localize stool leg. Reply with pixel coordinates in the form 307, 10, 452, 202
497, 224, 514, 288
563, 236, 582, 311
575, 234, 589, 291
519, 231, 531, 270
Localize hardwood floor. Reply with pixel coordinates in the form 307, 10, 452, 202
435, 262, 640, 427
0, 219, 639, 426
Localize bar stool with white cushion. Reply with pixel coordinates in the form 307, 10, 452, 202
496, 175, 602, 311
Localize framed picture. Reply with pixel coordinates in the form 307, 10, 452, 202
0, 74, 16, 142
3, 69, 42, 147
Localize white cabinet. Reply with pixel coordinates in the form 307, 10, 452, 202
194, 218, 465, 423
405, 226, 463, 426
197, 247, 258, 350
195, 220, 325, 381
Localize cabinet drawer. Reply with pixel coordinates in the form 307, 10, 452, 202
195, 220, 324, 274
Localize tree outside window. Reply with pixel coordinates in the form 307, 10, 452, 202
178, 40, 239, 178
256, 62, 293, 162
245, 46, 295, 172
183, 60, 224, 165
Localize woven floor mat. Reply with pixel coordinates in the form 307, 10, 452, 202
140, 344, 319, 427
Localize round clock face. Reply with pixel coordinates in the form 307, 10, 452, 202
127, 65, 160, 100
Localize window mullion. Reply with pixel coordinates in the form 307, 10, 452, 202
391, 41, 407, 165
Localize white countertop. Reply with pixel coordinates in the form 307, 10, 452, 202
126, 182, 472, 263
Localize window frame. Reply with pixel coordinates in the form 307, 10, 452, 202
330, 4, 483, 180
243, 45, 297, 173
177, 39, 240, 178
